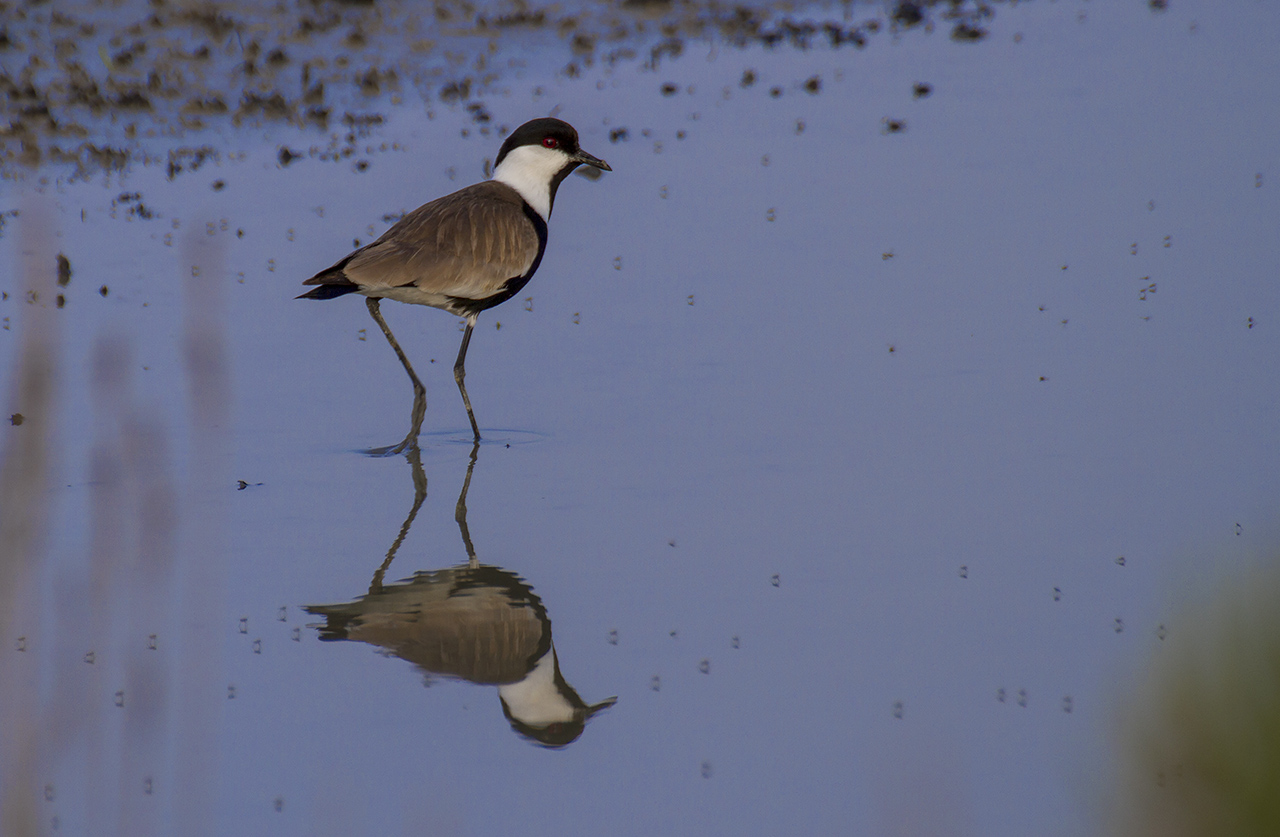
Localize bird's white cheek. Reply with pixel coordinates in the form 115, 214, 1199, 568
492, 145, 566, 220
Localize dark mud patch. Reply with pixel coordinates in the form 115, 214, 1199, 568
2, 0, 1029, 178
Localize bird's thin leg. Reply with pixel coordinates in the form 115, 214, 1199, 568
366, 297, 426, 453
369, 444, 428, 593
366, 298, 425, 392
455, 441, 480, 569
454, 315, 481, 442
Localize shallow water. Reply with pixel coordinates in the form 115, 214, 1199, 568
3, 1, 1280, 834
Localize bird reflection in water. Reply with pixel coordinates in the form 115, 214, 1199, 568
305, 420, 616, 747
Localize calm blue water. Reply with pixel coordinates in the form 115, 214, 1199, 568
2, 1, 1279, 834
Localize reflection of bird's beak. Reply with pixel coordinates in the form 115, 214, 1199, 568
573, 149, 612, 172
586, 696, 618, 719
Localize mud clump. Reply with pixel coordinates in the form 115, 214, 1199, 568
951, 21, 988, 41
0, 0, 1018, 178
166, 146, 217, 180
892, 3, 925, 28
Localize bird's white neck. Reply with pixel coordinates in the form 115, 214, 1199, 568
497, 648, 576, 725
493, 145, 567, 221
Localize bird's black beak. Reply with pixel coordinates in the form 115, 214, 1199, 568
572, 148, 611, 172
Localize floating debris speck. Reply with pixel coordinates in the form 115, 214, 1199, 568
952, 22, 987, 42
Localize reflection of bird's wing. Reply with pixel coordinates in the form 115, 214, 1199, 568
352, 589, 546, 684
306, 567, 549, 684
302, 181, 541, 299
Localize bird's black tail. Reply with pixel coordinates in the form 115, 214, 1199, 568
296, 283, 359, 300
301, 604, 357, 641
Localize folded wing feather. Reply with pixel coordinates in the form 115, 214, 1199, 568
303, 181, 540, 301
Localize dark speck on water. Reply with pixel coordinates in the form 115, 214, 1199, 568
892, 2, 924, 28
952, 22, 988, 42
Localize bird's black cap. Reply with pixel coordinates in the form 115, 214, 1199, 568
495, 118, 611, 172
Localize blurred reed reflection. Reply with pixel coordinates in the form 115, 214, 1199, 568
305, 428, 616, 748
1, 208, 231, 835
0, 199, 59, 837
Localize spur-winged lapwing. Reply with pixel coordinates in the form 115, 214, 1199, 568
299, 117, 611, 447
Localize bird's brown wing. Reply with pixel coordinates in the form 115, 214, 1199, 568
302, 181, 540, 300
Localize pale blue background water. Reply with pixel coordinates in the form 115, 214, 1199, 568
2, 1, 1279, 834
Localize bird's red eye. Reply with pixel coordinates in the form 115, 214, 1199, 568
542, 137, 559, 149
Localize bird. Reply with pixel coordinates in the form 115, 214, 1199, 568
305, 562, 618, 748
298, 117, 611, 448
